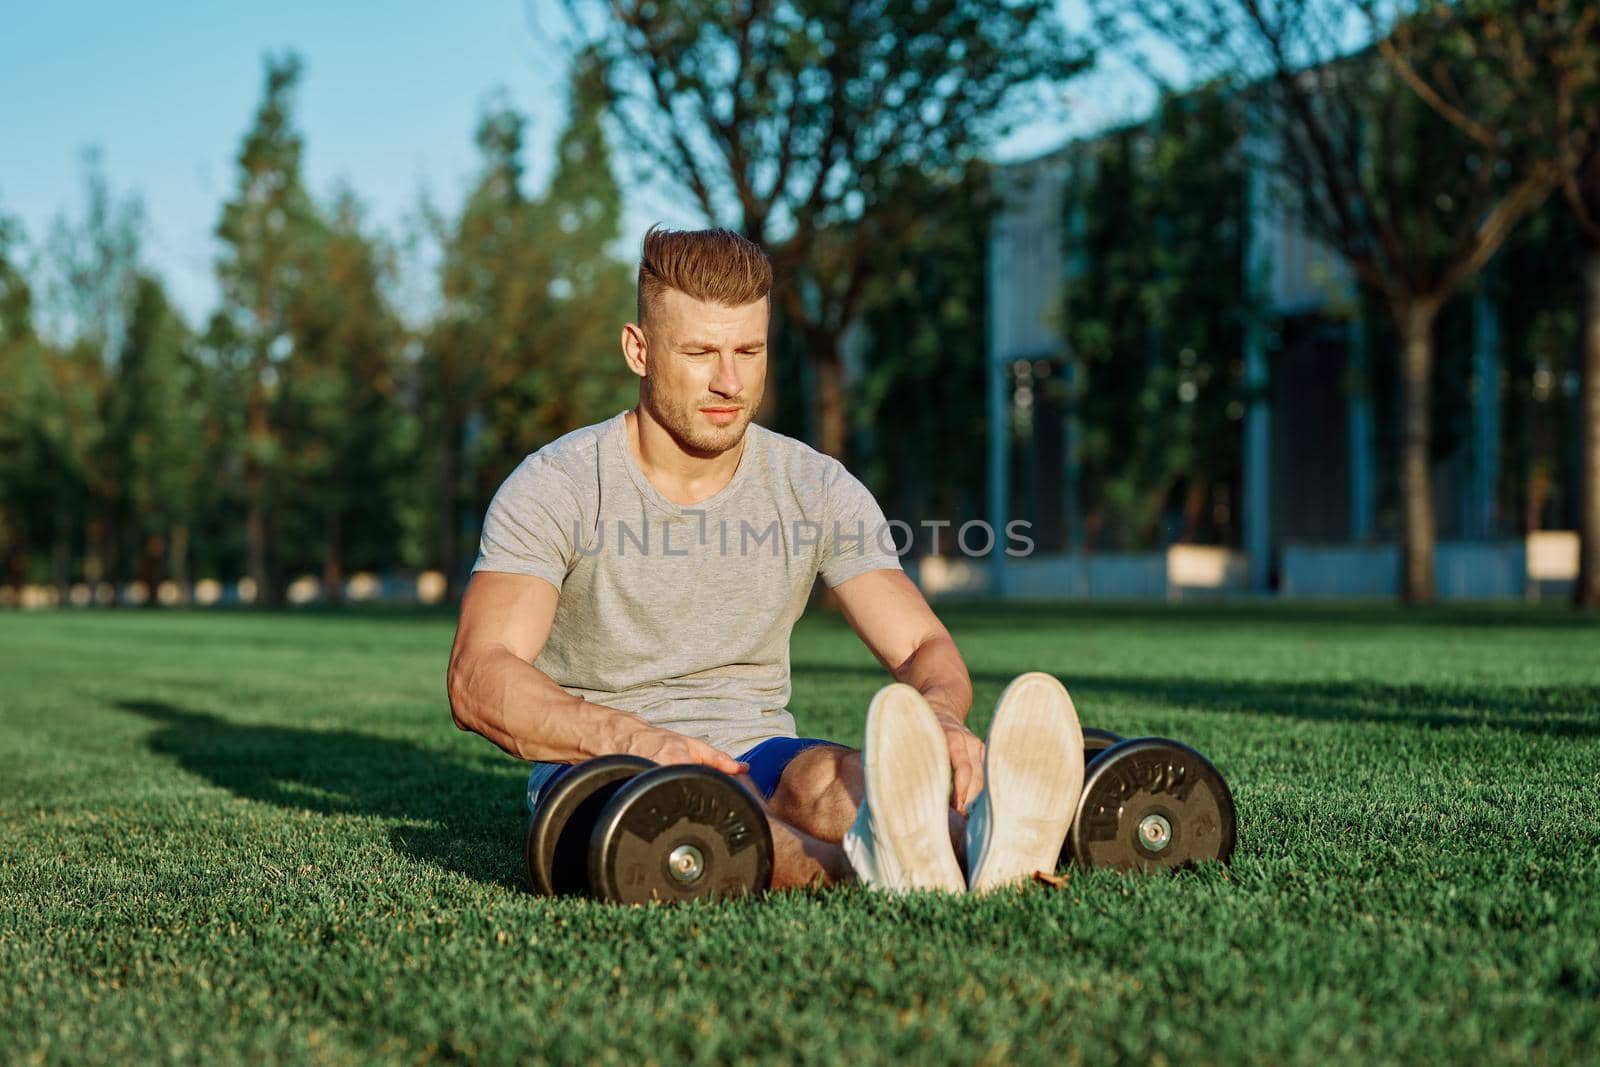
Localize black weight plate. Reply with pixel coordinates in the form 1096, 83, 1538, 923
525, 755, 655, 896
1065, 737, 1235, 873
1083, 728, 1124, 766
1043, 729, 1127, 872
588, 764, 774, 905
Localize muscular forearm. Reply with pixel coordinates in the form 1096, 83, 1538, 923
891, 633, 973, 723
448, 646, 647, 762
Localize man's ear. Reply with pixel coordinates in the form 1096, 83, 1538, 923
621, 322, 648, 378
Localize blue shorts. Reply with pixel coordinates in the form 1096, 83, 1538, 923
525, 736, 846, 815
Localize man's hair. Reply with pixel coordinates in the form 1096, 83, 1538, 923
637, 225, 773, 328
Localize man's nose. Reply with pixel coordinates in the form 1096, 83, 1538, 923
710, 353, 743, 397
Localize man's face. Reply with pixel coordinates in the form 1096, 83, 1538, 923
633, 288, 768, 456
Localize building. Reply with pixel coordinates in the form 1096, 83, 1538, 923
978, 108, 1580, 601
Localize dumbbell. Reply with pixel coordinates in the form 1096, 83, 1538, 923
1082, 727, 1124, 766
525, 755, 775, 904
1060, 730, 1236, 873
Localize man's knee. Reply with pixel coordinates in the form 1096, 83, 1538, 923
770, 745, 861, 820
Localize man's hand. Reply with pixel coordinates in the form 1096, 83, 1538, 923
624, 727, 749, 777
935, 712, 985, 814
830, 569, 979, 811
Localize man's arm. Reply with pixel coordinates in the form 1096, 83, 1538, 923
830, 568, 984, 812
446, 571, 746, 774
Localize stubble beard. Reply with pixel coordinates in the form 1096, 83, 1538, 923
642, 376, 760, 457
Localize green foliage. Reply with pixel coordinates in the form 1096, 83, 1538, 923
0, 212, 58, 581
214, 54, 322, 347
4, 164, 149, 588
0, 48, 646, 593
582, 0, 1084, 233
275, 190, 419, 583
4, 8, 1595, 591
0, 213, 32, 349
99, 274, 203, 583
420, 54, 635, 585
480, 50, 636, 477
576, 0, 1090, 457
182, 310, 256, 580
213, 53, 330, 601
40, 148, 142, 360
1328, 36, 1520, 302
1490, 198, 1586, 532
853, 166, 994, 526
1096, 0, 1576, 600
1063, 86, 1248, 548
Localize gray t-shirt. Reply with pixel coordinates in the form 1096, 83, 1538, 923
472, 410, 901, 755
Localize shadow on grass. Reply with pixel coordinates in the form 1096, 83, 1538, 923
790, 665, 1600, 738
119, 700, 528, 890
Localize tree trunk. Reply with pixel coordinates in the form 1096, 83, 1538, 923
52, 497, 72, 602
97, 519, 124, 606
1576, 243, 1600, 608
265, 504, 288, 608
324, 510, 345, 607
81, 515, 105, 596
1397, 299, 1441, 604
815, 346, 846, 461
139, 533, 165, 605
102, 503, 126, 600
245, 484, 268, 604
170, 523, 190, 604
246, 363, 272, 606
1181, 477, 1210, 543
6, 539, 26, 594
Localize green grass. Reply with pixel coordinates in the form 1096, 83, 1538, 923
3, 602, 1599, 1065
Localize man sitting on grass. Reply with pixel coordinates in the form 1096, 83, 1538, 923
446, 226, 1085, 893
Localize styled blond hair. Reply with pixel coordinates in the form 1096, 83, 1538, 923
637, 225, 773, 327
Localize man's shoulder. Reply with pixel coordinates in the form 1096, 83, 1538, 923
748, 422, 849, 489
520, 412, 622, 484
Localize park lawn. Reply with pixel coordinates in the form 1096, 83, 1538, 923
2, 602, 1598, 1065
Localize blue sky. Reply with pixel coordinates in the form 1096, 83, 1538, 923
0, 1, 1155, 325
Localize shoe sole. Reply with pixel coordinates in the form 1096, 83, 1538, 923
861, 684, 966, 893
969, 672, 1085, 893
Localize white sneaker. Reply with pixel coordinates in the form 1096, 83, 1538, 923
842, 683, 966, 894
966, 672, 1085, 893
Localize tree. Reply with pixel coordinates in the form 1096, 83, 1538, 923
487, 50, 635, 471
421, 99, 534, 596
421, 56, 634, 595
1063, 87, 1249, 549
1362, 0, 1600, 606
187, 310, 255, 586
0, 210, 54, 590
1576, 147, 1600, 607
566, 0, 1089, 459
214, 53, 326, 605
277, 189, 415, 603
102, 273, 202, 598
40, 149, 143, 363
852, 164, 995, 529
38, 152, 145, 593
1097, 0, 1560, 601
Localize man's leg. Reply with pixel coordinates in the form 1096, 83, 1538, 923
965, 671, 1084, 893
732, 771, 853, 890
768, 744, 969, 870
